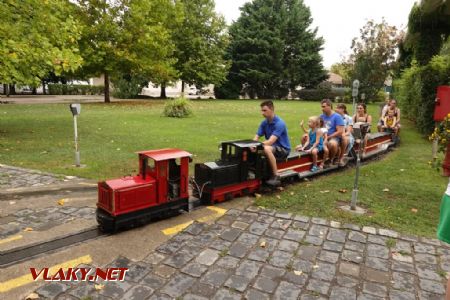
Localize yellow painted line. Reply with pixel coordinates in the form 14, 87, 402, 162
0, 255, 92, 293
0, 235, 23, 245
162, 206, 228, 236
205, 206, 227, 215
162, 221, 194, 235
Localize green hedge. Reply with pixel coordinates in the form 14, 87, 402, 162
395, 56, 450, 135
295, 85, 349, 101
48, 84, 104, 95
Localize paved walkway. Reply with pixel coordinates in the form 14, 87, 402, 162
0, 164, 76, 189
31, 206, 448, 300
0, 95, 105, 104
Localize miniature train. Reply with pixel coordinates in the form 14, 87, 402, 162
96, 123, 396, 232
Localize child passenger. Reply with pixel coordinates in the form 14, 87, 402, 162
382, 109, 397, 132
295, 116, 324, 172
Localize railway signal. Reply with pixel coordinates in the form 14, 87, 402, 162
352, 79, 360, 115
69, 103, 81, 167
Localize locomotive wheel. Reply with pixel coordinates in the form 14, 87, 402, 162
225, 193, 233, 201
242, 188, 250, 195
99, 222, 115, 233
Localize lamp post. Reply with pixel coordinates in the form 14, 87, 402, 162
69, 104, 81, 167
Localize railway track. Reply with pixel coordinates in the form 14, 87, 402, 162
0, 227, 106, 268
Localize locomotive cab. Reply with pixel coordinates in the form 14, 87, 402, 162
193, 140, 265, 204
96, 149, 192, 232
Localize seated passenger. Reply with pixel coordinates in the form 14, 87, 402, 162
320, 99, 344, 166
352, 103, 372, 145
384, 99, 401, 136
381, 109, 397, 132
353, 103, 372, 125
335, 103, 354, 166
377, 97, 390, 132
253, 100, 291, 186
295, 116, 323, 172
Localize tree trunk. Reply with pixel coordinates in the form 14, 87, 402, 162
32, 87, 37, 95
42, 80, 46, 95
9, 84, 15, 95
181, 80, 185, 98
3, 84, 9, 96
160, 83, 167, 99
104, 72, 110, 103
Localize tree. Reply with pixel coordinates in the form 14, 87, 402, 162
403, 1, 450, 66
223, 0, 326, 99
348, 19, 401, 101
75, 0, 182, 102
330, 62, 352, 86
167, 0, 229, 98
0, 0, 82, 88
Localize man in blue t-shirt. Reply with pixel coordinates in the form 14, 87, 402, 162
320, 99, 344, 166
253, 100, 291, 186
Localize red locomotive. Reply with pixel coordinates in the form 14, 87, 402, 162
96, 128, 396, 232
96, 149, 192, 232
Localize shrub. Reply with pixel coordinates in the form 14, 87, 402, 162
163, 98, 193, 118
112, 74, 148, 99
395, 56, 450, 135
48, 84, 104, 95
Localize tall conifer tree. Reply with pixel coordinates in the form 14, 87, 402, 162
223, 0, 326, 99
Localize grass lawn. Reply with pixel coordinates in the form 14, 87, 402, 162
0, 100, 446, 237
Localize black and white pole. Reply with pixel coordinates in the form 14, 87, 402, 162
351, 138, 363, 210
352, 79, 360, 115
69, 104, 81, 167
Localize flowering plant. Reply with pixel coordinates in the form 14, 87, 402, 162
430, 113, 450, 153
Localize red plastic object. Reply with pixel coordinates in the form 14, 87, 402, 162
434, 86, 450, 121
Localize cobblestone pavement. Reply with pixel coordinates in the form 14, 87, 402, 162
0, 164, 78, 189
0, 206, 96, 239
31, 206, 449, 300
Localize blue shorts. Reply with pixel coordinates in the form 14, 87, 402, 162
328, 137, 341, 145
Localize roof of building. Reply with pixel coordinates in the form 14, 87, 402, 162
327, 72, 343, 85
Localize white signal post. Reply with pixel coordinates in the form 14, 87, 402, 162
69, 104, 81, 167
352, 79, 360, 115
